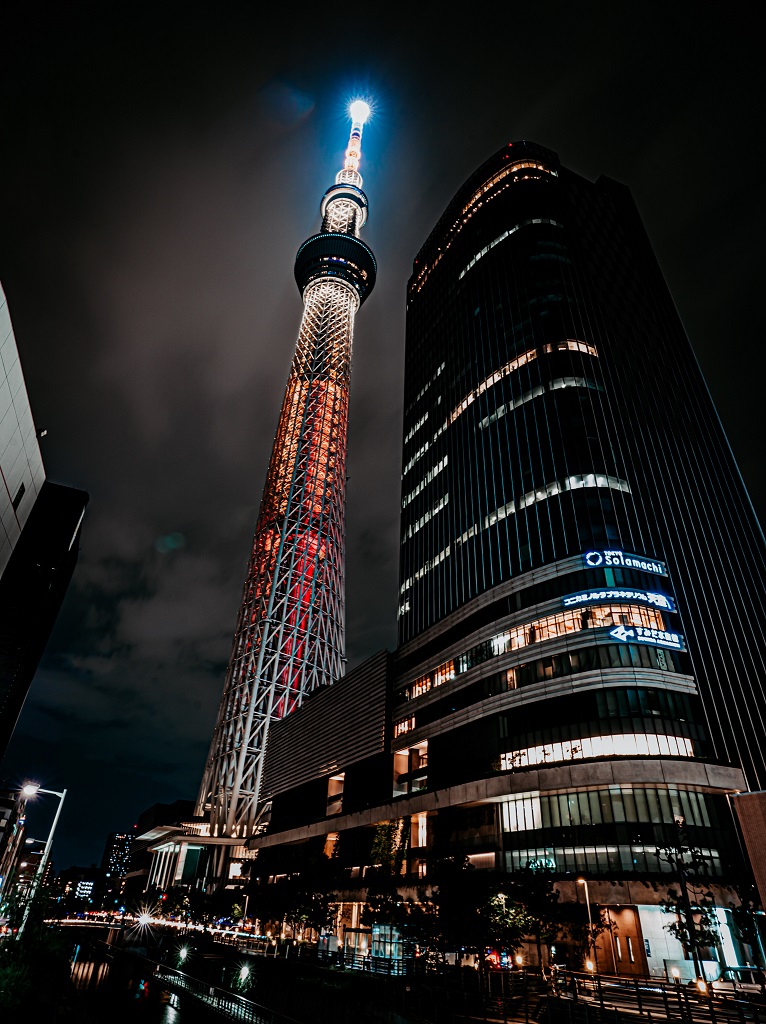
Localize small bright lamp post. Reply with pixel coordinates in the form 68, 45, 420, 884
577, 878, 598, 973
17, 783, 67, 937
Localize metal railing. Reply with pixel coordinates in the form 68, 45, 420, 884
312, 946, 410, 975
153, 962, 302, 1024
538, 969, 766, 1024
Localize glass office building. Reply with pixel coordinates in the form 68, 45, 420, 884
249, 141, 764, 974
393, 140, 766, 886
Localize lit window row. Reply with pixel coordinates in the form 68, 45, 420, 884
458, 218, 563, 281
504, 845, 722, 877
447, 340, 598, 426
461, 161, 558, 216
487, 472, 631, 525
315, 254, 369, 279
477, 376, 602, 431
393, 716, 416, 738
500, 732, 694, 771
400, 544, 451, 592
404, 411, 429, 443
402, 456, 448, 508
403, 493, 449, 541
403, 440, 430, 476
501, 786, 711, 833
399, 602, 666, 695
448, 347, 537, 424
404, 362, 445, 416
453, 473, 631, 547
410, 160, 558, 294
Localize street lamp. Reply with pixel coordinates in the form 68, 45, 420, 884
17, 783, 67, 937
577, 878, 598, 973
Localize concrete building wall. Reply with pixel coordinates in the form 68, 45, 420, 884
0, 284, 45, 574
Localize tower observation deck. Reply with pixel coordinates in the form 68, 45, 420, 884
197, 102, 376, 844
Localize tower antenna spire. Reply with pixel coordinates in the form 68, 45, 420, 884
337, 99, 371, 186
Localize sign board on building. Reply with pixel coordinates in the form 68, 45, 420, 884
563, 588, 675, 612
609, 624, 684, 651
583, 549, 667, 576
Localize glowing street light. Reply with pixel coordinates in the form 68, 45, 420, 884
18, 783, 67, 938
577, 877, 598, 973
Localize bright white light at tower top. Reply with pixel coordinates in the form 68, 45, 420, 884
349, 100, 371, 124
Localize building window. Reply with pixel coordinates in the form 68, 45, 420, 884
501, 786, 711, 831
504, 844, 723, 876
499, 732, 694, 770
327, 774, 345, 815
393, 741, 428, 797
393, 716, 416, 739
411, 813, 427, 850
12, 481, 25, 512
401, 603, 668, 696
458, 218, 564, 281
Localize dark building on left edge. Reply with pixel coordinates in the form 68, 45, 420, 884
0, 283, 87, 761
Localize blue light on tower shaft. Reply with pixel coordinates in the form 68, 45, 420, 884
196, 101, 377, 846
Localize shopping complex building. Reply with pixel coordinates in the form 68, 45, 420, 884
245, 141, 766, 976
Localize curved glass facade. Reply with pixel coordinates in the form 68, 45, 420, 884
399, 140, 766, 792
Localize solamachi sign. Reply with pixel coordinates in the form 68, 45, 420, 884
583, 549, 667, 576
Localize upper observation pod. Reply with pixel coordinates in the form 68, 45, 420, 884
294, 99, 377, 304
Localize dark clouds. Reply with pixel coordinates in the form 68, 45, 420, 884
0, 2, 762, 866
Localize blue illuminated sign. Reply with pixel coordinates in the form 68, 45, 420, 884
583, 549, 667, 577
563, 588, 675, 612
609, 624, 684, 651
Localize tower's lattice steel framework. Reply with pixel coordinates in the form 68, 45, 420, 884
196, 105, 376, 841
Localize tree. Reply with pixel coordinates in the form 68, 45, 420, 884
247, 851, 340, 940
427, 858, 529, 970
657, 819, 719, 976
501, 867, 561, 967
729, 881, 766, 968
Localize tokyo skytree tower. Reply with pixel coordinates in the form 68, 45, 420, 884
197, 101, 376, 841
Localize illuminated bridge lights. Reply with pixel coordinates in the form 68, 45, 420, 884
197, 103, 376, 847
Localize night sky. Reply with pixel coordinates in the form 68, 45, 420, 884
0, 2, 762, 870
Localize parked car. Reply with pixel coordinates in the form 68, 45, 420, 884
712, 967, 765, 997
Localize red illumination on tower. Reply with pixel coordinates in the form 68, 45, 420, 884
197, 102, 376, 843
